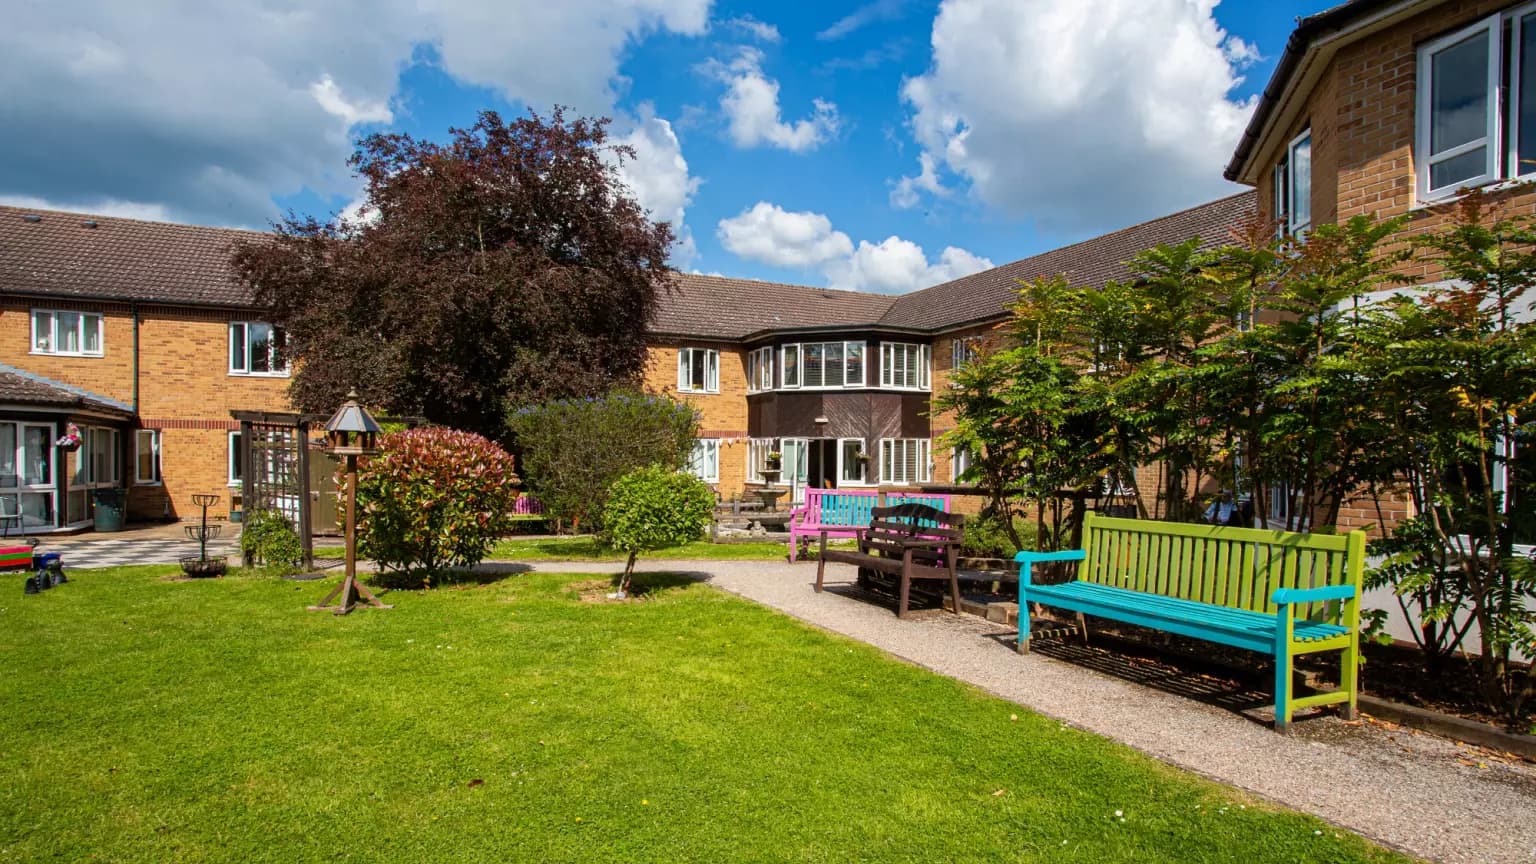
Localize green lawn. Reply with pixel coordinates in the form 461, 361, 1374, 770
0, 566, 1407, 863
314, 536, 821, 561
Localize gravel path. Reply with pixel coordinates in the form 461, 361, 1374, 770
523, 558, 1536, 864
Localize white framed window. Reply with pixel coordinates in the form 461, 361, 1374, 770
72, 427, 118, 486
746, 346, 774, 393
229, 322, 288, 376
747, 438, 774, 483
228, 431, 243, 486
1415, 13, 1509, 200
950, 337, 979, 370
838, 438, 869, 485
135, 429, 161, 485
951, 446, 976, 484
879, 342, 931, 390
688, 438, 720, 484
879, 438, 931, 485
677, 347, 719, 394
1272, 129, 1312, 237
779, 341, 864, 389
1, 423, 58, 529
31, 310, 103, 357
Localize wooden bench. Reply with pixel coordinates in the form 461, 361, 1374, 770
815, 504, 966, 618
1015, 513, 1366, 731
788, 489, 952, 562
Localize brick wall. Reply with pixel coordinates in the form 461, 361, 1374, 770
642, 341, 750, 498
1, 300, 295, 521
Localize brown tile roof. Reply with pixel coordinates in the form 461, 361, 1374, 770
879, 191, 1260, 331
653, 273, 898, 340
0, 362, 134, 417
0, 204, 262, 308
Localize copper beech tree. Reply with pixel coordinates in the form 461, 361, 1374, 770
231, 109, 675, 437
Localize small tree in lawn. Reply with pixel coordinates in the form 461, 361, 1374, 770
601, 466, 714, 598
356, 427, 520, 586
508, 392, 699, 532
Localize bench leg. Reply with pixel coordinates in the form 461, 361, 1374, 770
814, 539, 827, 593
789, 531, 799, 563
1339, 641, 1359, 721
1274, 647, 1292, 733
897, 551, 913, 618
1076, 611, 1090, 646
947, 547, 962, 616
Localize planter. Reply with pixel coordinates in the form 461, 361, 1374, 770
180, 557, 227, 578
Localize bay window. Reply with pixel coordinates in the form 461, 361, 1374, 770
229, 322, 288, 376
1415, 8, 1536, 200
779, 341, 864, 389
32, 310, 103, 356
880, 343, 931, 390
879, 438, 931, 485
677, 347, 719, 394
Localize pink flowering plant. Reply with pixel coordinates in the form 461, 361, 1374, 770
354, 427, 520, 585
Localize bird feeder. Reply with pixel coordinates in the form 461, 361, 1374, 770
309, 390, 390, 615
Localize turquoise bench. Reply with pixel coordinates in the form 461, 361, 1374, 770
1015, 513, 1366, 731
788, 489, 952, 562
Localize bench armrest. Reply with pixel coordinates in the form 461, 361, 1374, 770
1013, 550, 1086, 565
1270, 584, 1357, 606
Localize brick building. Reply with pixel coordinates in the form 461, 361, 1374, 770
0, 193, 1253, 533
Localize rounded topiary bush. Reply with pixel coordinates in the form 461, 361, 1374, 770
601, 465, 714, 597
355, 427, 520, 586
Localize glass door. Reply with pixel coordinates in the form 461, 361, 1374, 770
1, 422, 57, 530
780, 438, 809, 504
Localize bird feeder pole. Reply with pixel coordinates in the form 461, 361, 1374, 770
308, 390, 391, 615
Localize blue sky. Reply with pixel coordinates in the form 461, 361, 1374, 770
0, 1, 1326, 293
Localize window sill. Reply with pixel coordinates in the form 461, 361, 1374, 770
134, 480, 163, 487
1411, 177, 1536, 213
228, 371, 292, 379
30, 350, 104, 359
677, 389, 720, 395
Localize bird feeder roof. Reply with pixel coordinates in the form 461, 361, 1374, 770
324, 393, 382, 435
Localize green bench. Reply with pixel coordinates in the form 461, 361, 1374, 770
1015, 513, 1366, 731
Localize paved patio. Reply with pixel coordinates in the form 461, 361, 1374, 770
525, 557, 1536, 864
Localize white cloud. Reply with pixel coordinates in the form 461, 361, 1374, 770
717, 201, 992, 294
828, 237, 993, 293
0, 194, 171, 222
717, 202, 852, 268
818, 0, 907, 40
608, 105, 703, 267
889, 152, 948, 209
0, 0, 711, 227
901, 0, 1254, 233
705, 48, 840, 152
310, 75, 393, 128
722, 15, 781, 43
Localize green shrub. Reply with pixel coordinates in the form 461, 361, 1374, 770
601, 466, 714, 597
241, 509, 303, 575
960, 510, 1035, 560
356, 427, 520, 585
507, 392, 699, 532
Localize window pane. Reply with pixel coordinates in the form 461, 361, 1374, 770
230, 433, 243, 483
82, 315, 102, 353
825, 343, 844, 387
249, 323, 272, 373
783, 346, 800, 387
22, 426, 50, 485
1289, 134, 1311, 228
845, 343, 863, 386
1431, 146, 1489, 190
804, 343, 825, 388
230, 323, 246, 372
137, 431, 158, 483
0, 424, 15, 487
57, 311, 81, 353
840, 439, 865, 482
32, 312, 52, 352
1430, 31, 1490, 155
91, 429, 112, 483
1521, 14, 1536, 176
706, 350, 718, 391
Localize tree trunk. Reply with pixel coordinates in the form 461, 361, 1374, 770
619, 551, 638, 597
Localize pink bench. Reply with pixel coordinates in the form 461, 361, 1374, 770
787, 489, 952, 562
